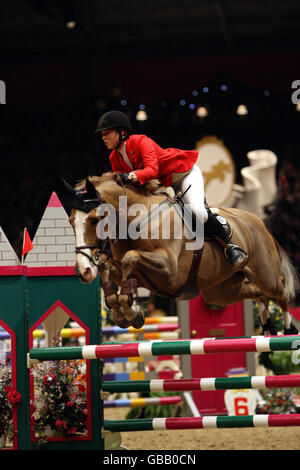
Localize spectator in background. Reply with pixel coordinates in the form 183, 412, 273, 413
147, 301, 166, 318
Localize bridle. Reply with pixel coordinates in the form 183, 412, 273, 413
74, 179, 128, 267
75, 238, 119, 267
73, 194, 111, 267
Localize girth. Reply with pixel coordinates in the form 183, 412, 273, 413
148, 195, 203, 300
154, 246, 203, 300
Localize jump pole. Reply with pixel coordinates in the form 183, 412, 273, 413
102, 374, 300, 393
119, 332, 180, 340
103, 396, 182, 408
144, 316, 178, 324
29, 335, 300, 361
102, 324, 179, 335
104, 414, 300, 432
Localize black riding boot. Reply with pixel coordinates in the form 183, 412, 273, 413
205, 209, 248, 269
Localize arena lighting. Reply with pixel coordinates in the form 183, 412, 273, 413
136, 110, 148, 121
196, 106, 208, 117
296, 102, 300, 111
66, 20, 76, 29
236, 104, 248, 116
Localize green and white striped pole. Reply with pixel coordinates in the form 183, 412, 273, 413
102, 374, 300, 393
104, 414, 300, 432
29, 335, 300, 361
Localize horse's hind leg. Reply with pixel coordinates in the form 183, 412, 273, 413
271, 277, 298, 334
202, 275, 281, 335
276, 297, 298, 335
244, 266, 298, 335
202, 273, 263, 306
256, 296, 298, 335
255, 296, 278, 336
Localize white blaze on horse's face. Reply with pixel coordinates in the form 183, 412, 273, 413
74, 210, 97, 283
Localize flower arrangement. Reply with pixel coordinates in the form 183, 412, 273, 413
0, 367, 12, 439
0, 361, 21, 442
31, 358, 88, 442
257, 387, 300, 415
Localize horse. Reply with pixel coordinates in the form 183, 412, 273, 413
63, 172, 299, 336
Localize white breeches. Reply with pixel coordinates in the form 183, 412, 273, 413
176, 164, 208, 223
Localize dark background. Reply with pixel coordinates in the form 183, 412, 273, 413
1, 0, 300, 261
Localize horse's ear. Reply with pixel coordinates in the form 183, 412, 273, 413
85, 178, 100, 199
60, 177, 77, 195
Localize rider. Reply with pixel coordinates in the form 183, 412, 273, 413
95, 110, 247, 269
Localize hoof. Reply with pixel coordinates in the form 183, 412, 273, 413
284, 323, 298, 335
130, 311, 145, 329
261, 318, 277, 336
117, 319, 131, 328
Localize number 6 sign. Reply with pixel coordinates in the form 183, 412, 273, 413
224, 390, 257, 416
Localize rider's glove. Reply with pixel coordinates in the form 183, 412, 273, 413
119, 173, 131, 184
119, 173, 137, 184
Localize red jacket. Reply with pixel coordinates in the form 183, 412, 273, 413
109, 134, 198, 187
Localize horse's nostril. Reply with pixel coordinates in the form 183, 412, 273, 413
83, 267, 92, 278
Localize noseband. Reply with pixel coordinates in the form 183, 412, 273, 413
75, 239, 111, 267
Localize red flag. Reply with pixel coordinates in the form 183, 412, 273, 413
22, 228, 33, 257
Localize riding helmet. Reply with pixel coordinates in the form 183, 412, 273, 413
95, 111, 132, 134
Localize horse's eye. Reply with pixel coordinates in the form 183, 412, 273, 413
90, 217, 99, 225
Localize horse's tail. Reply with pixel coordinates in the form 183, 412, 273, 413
275, 240, 300, 303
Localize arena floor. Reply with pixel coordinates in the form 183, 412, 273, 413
104, 407, 300, 450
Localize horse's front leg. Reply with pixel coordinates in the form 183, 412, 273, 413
117, 250, 144, 328
97, 255, 129, 327
118, 248, 174, 327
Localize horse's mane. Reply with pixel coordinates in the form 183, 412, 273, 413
75, 172, 158, 197
75, 172, 115, 190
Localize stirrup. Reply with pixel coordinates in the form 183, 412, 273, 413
224, 243, 248, 268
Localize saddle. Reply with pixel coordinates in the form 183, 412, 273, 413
135, 194, 233, 300
155, 196, 233, 300
166, 195, 232, 242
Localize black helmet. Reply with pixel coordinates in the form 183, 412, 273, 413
95, 111, 132, 134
